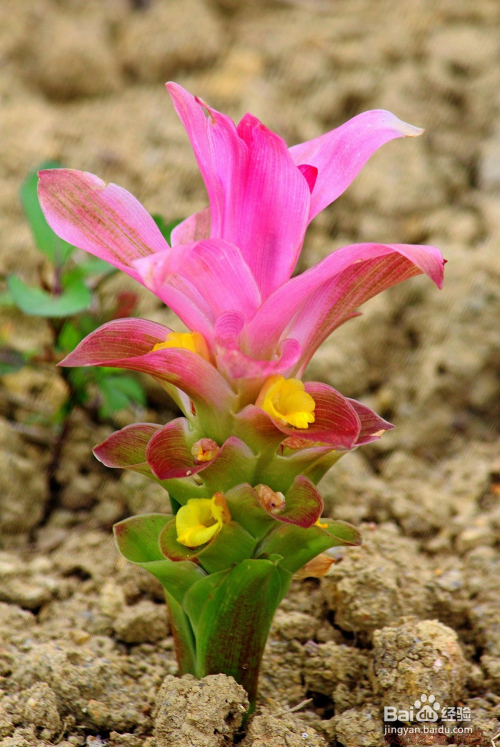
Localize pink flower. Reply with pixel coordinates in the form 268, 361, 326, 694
37, 83, 444, 456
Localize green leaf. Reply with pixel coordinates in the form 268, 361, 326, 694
79, 257, 116, 277
152, 215, 183, 244
224, 484, 275, 540
20, 162, 75, 266
7, 275, 92, 318
255, 519, 361, 575
98, 374, 146, 416
113, 514, 206, 606
186, 558, 290, 709
165, 592, 196, 676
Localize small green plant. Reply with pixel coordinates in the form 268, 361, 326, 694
0, 161, 150, 423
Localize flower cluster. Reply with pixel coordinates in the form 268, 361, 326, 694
38, 83, 444, 707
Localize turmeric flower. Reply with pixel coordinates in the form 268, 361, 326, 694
37, 83, 444, 709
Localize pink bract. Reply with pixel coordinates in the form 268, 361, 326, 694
38, 82, 444, 450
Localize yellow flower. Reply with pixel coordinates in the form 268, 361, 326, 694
256, 375, 316, 429
153, 331, 209, 361
190, 438, 220, 463
176, 493, 231, 548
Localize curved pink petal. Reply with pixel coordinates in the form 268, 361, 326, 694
38, 169, 214, 335
93, 423, 161, 475
233, 113, 310, 295
289, 111, 424, 221
146, 418, 197, 480
166, 84, 310, 297
348, 400, 394, 446
59, 318, 235, 414
134, 239, 261, 325
170, 207, 211, 246
214, 313, 300, 380
273, 476, 323, 528
38, 169, 168, 279
247, 242, 445, 361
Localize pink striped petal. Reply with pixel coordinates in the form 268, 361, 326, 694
93, 423, 161, 476
167, 84, 310, 297
233, 113, 310, 295
38, 169, 168, 279
134, 239, 261, 324
214, 313, 300, 380
170, 207, 211, 246
247, 242, 445, 361
59, 318, 235, 414
38, 169, 214, 335
289, 111, 424, 221
348, 400, 394, 446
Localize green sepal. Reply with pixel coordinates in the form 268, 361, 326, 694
158, 519, 257, 574
255, 518, 361, 574
191, 558, 291, 710
113, 514, 206, 605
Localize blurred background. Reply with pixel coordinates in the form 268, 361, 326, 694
0, 0, 500, 741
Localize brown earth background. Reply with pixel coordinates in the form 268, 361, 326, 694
0, 0, 500, 745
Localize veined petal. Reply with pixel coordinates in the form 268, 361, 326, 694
146, 418, 199, 480
348, 399, 394, 446
234, 114, 310, 295
93, 423, 161, 475
59, 318, 235, 415
170, 207, 211, 246
166, 84, 310, 297
37, 169, 168, 279
289, 110, 424, 221
247, 242, 445, 361
214, 313, 300, 380
135, 239, 261, 324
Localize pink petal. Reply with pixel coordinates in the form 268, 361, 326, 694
247, 242, 445, 362
170, 207, 211, 246
38, 169, 168, 280
214, 313, 300, 380
134, 239, 261, 326
233, 114, 310, 295
93, 423, 161, 476
298, 164, 318, 193
59, 318, 235, 414
166, 84, 310, 297
38, 169, 215, 335
289, 111, 424, 221
348, 399, 394, 446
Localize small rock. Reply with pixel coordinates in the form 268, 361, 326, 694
23, 682, 61, 739
241, 709, 327, 746
154, 674, 248, 747
456, 525, 496, 554
114, 600, 169, 644
326, 705, 385, 747
372, 619, 467, 715
99, 582, 126, 619
271, 610, 318, 643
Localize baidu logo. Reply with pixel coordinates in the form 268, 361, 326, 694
384, 691, 471, 723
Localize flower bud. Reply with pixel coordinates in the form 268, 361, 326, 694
191, 438, 220, 463
255, 484, 285, 514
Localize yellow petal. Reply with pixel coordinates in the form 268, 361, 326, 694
153, 331, 209, 361
256, 375, 316, 429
